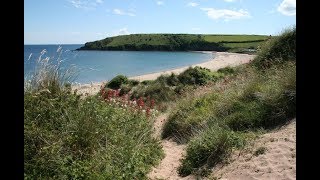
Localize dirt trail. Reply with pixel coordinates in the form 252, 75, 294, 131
148, 114, 195, 180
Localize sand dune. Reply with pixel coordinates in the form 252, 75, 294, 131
210, 119, 296, 180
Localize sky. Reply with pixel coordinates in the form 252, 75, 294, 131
24, 0, 296, 44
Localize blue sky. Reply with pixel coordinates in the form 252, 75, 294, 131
24, 0, 296, 44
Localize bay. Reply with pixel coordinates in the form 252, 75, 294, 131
24, 44, 213, 84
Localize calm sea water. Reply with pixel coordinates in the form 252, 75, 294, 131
24, 44, 213, 84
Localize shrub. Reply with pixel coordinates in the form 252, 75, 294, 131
131, 82, 176, 103
217, 67, 235, 75
178, 67, 212, 85
107, 75, 128, 89
166, 73, 180, 86
119, 84, 132, 96
141, 80, 154, 85
128, 79, 139, 86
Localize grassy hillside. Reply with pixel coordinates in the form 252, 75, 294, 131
77, 34, 269, 52
162, 27, 296, 177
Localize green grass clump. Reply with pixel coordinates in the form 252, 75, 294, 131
217, 66, 235, 75
178, 126, 246, 176
162, 93, 219, 142
223, 63, 296, 130
254, 147, 267, 156
178, 67, 212, 85
107, 75, 128, 89
141, 80, 154, 85
253, 26, 296, 69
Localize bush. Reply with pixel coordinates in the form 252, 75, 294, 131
253, 26, 296, 69
107, 75, 128, 89
128, 79, 139, 86
141, 80, 154, 85
217, 66, 235, 75
131, 82, 176, 103
178, 67, 212, 85
119, 84, 132, 96
166, 73, 180, 86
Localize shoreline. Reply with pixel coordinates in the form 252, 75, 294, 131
72, 52, 256, 95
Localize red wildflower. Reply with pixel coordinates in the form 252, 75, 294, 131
150, 99, 155, 109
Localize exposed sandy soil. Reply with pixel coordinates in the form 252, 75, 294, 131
148, 113, 190, 180
209, 119, 296, 180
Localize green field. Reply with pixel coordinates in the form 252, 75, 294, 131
78, 34, 270, 53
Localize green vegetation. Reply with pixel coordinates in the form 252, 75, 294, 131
77, 34, 269, 52
254, 147, 267, 156
25, 27, 295, 179
128, 66, 234, 111
106, 74, 129, 89
253, 26, 296, 69
160, 27, 296, 176
24, 55, 163, 179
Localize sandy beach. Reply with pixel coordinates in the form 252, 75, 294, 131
72, 52, 256, 95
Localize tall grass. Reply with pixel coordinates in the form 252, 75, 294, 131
253, 26, 296, 69
24, 48, 163, 179
162, 27, 296, 177
24, 48, 78, 94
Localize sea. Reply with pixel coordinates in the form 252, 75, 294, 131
24, 44, 213, 84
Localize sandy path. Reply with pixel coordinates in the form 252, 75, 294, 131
148, 114, 195, 180
210, 119, 296, 180
72, 52, 255, 95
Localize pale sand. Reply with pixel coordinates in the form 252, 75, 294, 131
148, 113, 195, 180
72, 52, 256, 96
209, 119, 296, 180
129, 52, 255, 81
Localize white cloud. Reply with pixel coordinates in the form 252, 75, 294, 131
113, 9, 136, 16
277, 0, 296, 16
187, 2, 199, 7
224, 0, 236, 2
157, 1, 164, 5
201, 8, 250, 21
115, 28, 130, 36
69, 0, 103, 10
